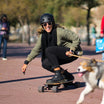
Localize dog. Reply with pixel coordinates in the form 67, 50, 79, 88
76, 59, 104, 104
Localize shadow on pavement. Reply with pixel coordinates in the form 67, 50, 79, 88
2, 43, 100, 58
6, 45, 41, 58
0, 72, 81, 84
83, 49, 101, 55
0, 75, 53, 84
7, 45, 32, 57
59, 82, 85, 92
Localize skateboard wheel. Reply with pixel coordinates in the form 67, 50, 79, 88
38, 86, 44, 92
63, 83, 70, 88
47, 86, 52, 90
74, 82, 80, 88
52, 86, 58, 93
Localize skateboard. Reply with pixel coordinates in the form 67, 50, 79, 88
38, 80, 80, 93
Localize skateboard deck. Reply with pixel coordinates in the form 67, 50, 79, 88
38, 80, 80, 93
46, 79, 73, 85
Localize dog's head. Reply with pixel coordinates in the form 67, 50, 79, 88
77, 59, 97, 77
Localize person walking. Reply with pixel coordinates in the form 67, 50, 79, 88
22, 13, 83, 84
91, 24, 97, 46
0, 14, 10, 60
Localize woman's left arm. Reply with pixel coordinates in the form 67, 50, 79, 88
59, 28, 81, 51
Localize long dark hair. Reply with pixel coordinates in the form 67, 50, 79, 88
0, 14, 8, 22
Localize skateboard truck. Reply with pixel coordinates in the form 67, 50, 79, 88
38, 84, 59, 93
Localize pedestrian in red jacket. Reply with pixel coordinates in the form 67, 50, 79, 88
100, 16, 104, 60
101, 16, 104, 37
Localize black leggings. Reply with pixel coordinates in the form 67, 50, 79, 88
42, 46, 78, 72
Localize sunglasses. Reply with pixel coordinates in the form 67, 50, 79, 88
42, 22, 52, 26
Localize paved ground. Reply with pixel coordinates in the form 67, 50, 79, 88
0, 42, 103, 104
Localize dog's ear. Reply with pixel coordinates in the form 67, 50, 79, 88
89, 58, 97, 66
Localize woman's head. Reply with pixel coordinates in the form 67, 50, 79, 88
40, 13, 55, 33
1, 14, 7, 22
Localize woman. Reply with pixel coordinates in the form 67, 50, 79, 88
0, 14, 10, 60
91, 24, 97, 46
22, 13, 83, 84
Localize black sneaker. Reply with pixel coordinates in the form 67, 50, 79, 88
63, 70, 74, 81
46, 70, 68, 84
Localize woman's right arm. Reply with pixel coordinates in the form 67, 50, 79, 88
21, 35, 42, 73
26, 35, 42, 62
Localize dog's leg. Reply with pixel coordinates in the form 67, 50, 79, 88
101, 90, 104, 104
76, 84, 93, 104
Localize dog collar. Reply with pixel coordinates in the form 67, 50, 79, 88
97, 77, 101, 86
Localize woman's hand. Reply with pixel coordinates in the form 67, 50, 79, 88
22, 64, 27, 74
2, 27, 6, 30
1, 27, 7, 30
66, 50, 73, 56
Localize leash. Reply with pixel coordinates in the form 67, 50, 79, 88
68, 54, 104, 63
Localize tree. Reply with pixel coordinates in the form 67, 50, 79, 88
62, 7, 86, 27
44, 0, 64, 23
81, 0, 100, 45
0, 0, 101, 45
64, 0, 100, 45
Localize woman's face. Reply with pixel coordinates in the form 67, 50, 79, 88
42, 22, 53, 33
2, 17, 7, 22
